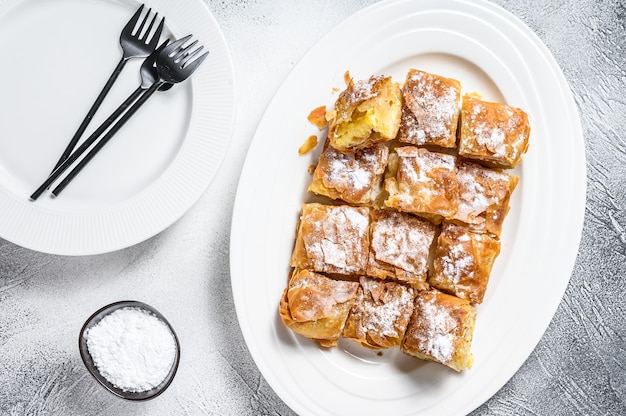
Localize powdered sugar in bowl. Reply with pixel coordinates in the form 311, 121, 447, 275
79, 301, 180, 400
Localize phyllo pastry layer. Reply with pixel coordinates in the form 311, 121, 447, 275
401, 289, 476, 372
343, 276, 416, 349
430, 222, 501, 304
398, 69, 462, 148
328, 75, 402, 153
290, 203, 370, 276
280, 269, 359, 347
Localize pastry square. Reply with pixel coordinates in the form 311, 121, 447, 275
458, 96, 530, 168
384, 146, 459, 223
343, 276, 416, 349
279, 269, 359, 347
398, 69, 461, 148
290, 203, 370, 276
327, 75, 402, 152
430, 222, 501, 304
367, 209, 438, 290
401, 289, 476, 371
452, 161, 518, 236
308, 141, 389, 206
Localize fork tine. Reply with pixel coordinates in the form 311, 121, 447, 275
181, 51, 209, 74
140, 11, 158, 42
134, 7, 151, 37
147, 17, 165, 49
121, 4, 144, 37
181, 46, 205, 68
174, 40, 198, 61
161, 35, 193, 57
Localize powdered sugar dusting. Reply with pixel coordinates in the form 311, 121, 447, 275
461, 98, 530, 165
401, 70, 460, 144
440, 233, 474, 285
416, 295, 457, 363
316, 144, 388, 203
370, 210, 435, 277
335, 75, 385, 123
304, 205, 369, 274
357, 277, 415, 337
386, 147, 457, 217
289, 271, 358, 321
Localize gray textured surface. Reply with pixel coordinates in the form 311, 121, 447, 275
1, 0, 624, 415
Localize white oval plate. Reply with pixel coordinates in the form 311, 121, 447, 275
230, 1, 585, 415
0, 0, 234, 255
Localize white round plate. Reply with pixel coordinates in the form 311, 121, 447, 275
0, 0, 234, 255
230, 1, 585, 415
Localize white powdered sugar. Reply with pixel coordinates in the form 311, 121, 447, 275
305, 206, 369, 274
455, 168, 490, 220
440, 232, 474, 285
85, 307, 177, 393
403, 70, 460, 142
289, 271, 358, 321
371, 210, 434, 276
417, 297, 457, 363
357, 277, 414, 337
322, 145, 387, 197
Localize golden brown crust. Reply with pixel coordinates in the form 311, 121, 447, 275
429, 222, 501, 304
307, 105, 328, 129
308, 141, 389, 206
298, 135, 318, 155
366, 209, 437, 290
384, 146, 459, 223
458, 96, 530, 168
452, 161, 518, 236
401, 290, 476, 371
279, 269, 359, 347
328, 75, 402, 152
398, 69, 461, 148
343, 276, 415, 349
290, 203, 370, 276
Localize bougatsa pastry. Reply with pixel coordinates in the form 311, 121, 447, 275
384, 146, 459, 223
279, 269, 359, 347
401, 289, 476, 372
327, 75, 402, 152
452, 161, 518, 237
290, 203, 370, 276
430, 222, 501, 304
367, 209, 438, 290
458, 95, 530, 168
343, 276, 416, 349
398, 69, 462, 148
308, 141, 389, 206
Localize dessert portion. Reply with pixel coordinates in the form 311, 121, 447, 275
308, 141, 389, 206
343, 276, 416, 349
430, 222, 501, 304
384, 146, 459, 223
327, 75, 402, 152
367, 209, 437, 290
290, 203, 370, 276
398, 69, 462, 148
401, 289, 476, 372
280, 67, 530, 371
279, 269, 359, 347
452, 161, 518, 237
458, 96, 530, 168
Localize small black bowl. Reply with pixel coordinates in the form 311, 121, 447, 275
78, 300, 180, 401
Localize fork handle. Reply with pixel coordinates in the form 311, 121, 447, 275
51, 57, 128, 171
51, 82, 163, 198
29, 84, 144, 201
